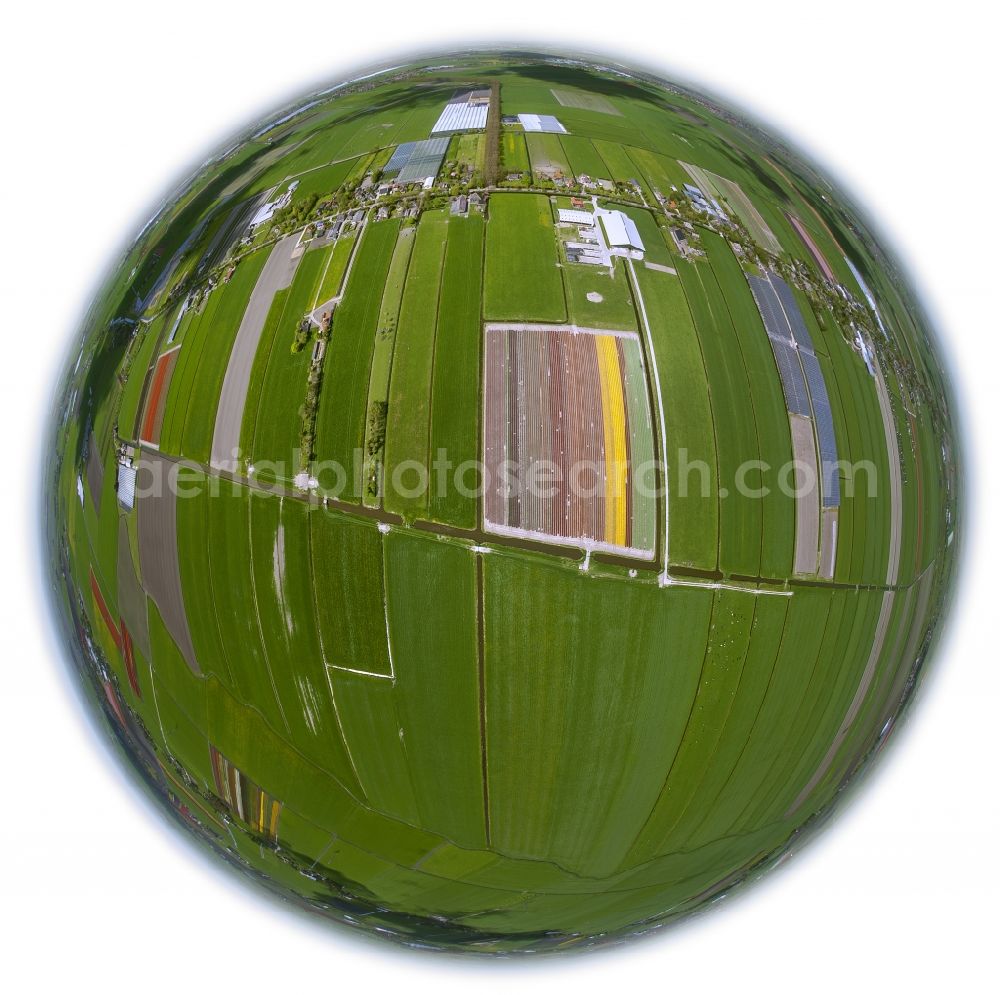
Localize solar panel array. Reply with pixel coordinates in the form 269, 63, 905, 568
747, 272, 841, 507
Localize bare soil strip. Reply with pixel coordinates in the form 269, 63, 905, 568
819, 508, 838, 580
85, 431, 104, 515
790, 413, 820, 575
136, 452, 200, 673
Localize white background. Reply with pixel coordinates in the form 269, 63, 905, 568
1, 1, 996, 990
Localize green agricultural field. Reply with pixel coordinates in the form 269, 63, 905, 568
362, 227, 416, 505
287, 157, 361, 203
631, 263, 719, 571
451, 133, 484, 174
500, 130, 530, 174
484, 193, 565, 322
428, 215, 485, 528
562, 258, 638, 331
315, 219, 401, 502
703, 231, 795, 578
384, 532, 486, 848
525, 132, 571, 179
158, 247, 269, 462
592, 140, 641, 185
313, 230, 357, 305
383, 211, 449, 521
626, 146, 690, 197
310, 510, 391, 676
484, 553, 714, 874
244, 247, 327, 472
51, 55, 957, 955
559, 135, 611, 179
674, 254, 763, 578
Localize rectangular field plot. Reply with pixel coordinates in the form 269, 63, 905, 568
483, 323, 656, 558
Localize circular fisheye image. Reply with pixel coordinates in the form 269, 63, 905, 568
43, 51, 959, 953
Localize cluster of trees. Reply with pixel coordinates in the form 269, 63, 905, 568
298, 359, 324, 471
270, 191, 319, 230
364, 400, 389, 500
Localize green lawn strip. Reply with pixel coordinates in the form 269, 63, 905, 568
309, 509, 391, 676
794, 585, 920, 813
246, 491, 361, 788
562, 257, 639, 331
739, 587, 887, 827
238, 288, 289, 463
484, 552, 714, 876
362, 227, 417, 505
806, 305, 866, 583
198, 670, 422, 854
704, 233, 796, 577
483, 193, 565, 322
558, 135, 611, 178
383, 211, 449, 521
452, 133, 482, 169
622, 337, 657, 552
204, 477, 289, 733
384, 531, 486, 848
665, 596, 789, 851
592, 140, 643, 186
174, 467, 235, 687
815, 310, 892, 584
884, 367, 920, 584
90, 450, 125, 609
334, 149, 374, 185
327, 667, 421, 827
118, 311, 167, 440
146, 601, 214, 786
913, 407, 945, 574
428, 215, 485, 529
313, 230, 357, 306
287, 157, 359, 203
158, 285, 226, 454
500, 131, 530, 174
179, 247, 270, 463
552, 110, 649, 150
626, 590, 756, 863
679, 586, 833, 849
626, 147, 690, 197
674, 255, 762, 577
632, 263, 719, 570
316, 219, 401, 503
249, 247, 327, 471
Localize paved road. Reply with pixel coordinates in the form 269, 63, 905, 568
210, 234, 302, 470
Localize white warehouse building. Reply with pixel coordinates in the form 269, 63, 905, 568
600, 210, 645, 258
